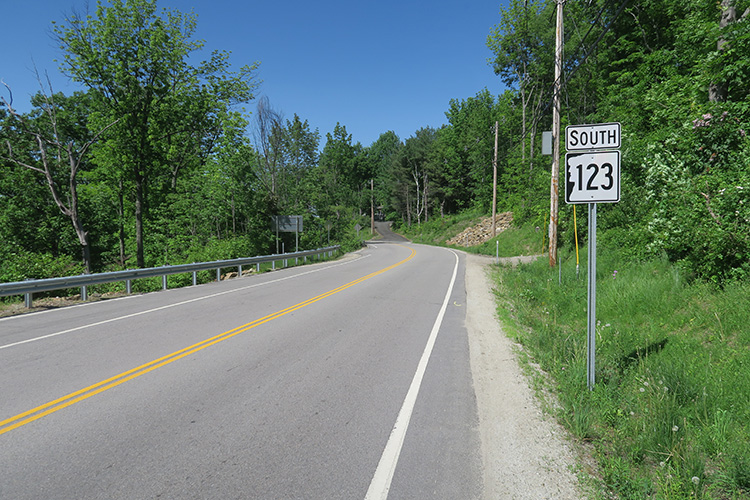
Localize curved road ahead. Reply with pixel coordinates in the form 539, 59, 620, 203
372, 221, 410, 243
0, 242, 480, 499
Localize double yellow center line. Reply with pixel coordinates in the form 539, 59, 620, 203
0, 246, 416, 436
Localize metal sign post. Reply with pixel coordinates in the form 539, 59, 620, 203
587, 203, 597, 390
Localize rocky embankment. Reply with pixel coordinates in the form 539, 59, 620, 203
446, 212, 513, 247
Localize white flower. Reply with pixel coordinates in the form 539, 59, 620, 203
692, 476, 700, 485
672, 425, 679, 432
640, 387, 645, 393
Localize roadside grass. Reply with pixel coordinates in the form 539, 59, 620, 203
396, 210, 542, 258
474, 223, 544, 258
492, 245, 750, 499
395, 209, 485, 246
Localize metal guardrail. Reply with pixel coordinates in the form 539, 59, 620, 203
0, 246, 341, 308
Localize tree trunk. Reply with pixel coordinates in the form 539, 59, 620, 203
709, 0, 738, 102
118, 181, 126, 268
135, 169, 145, 268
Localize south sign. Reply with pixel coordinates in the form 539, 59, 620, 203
566, 122, 621, 151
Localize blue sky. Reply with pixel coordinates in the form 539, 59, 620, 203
2, 0, 507, 147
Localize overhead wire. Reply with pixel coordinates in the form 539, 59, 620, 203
518, 0, 632, 145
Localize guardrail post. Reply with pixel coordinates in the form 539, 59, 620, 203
81, 285, 88, 301
238, 264, 243, 278
162, 275, 167, 290
216, 268, 221, 282
126, 279, 132, 294
272, 260, 275, 270
256, 263, 260, 273
192, 271, 197, 286
25, 292, 32, 308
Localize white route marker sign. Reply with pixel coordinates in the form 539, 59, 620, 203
564, 150, 621, 204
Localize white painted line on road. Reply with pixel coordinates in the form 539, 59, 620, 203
0, 254, 371, 351
365, 249, 460, 500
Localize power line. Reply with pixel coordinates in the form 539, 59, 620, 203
522, 0, 632, 143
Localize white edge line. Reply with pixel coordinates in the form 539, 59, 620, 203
0, 254, 371, 351
364, 249, 460, 500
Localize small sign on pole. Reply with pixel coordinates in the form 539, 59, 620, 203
566, 122, 620, 151
272, 215, 303, 233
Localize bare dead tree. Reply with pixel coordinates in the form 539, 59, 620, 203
1, 79, 118, 273
251, 96, 285, 201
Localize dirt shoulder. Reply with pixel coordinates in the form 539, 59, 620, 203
465, 253, 584, 499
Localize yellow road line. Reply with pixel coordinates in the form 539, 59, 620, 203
1, 246, 416, 436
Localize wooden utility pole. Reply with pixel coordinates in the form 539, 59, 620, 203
492, 121, 499, 238
549, 0, 564, 267
371, 178, 375, 235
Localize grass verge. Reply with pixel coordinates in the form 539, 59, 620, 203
395, 210, 542, 258
492, 246, 750, 499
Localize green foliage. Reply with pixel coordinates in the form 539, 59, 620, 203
0, 244, 85, 300
642, 107, 750, 283
53, 0, 258, 268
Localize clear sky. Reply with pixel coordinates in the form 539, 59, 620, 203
2, 0, 508, 147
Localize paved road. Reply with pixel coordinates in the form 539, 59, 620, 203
0, 243, 480, 499
372, 221, 410, 243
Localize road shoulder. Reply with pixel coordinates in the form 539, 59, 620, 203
465, 253, 583, 499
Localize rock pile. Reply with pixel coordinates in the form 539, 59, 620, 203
446, 212, 514, 247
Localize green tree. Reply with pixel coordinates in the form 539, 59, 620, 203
54, 0, 258, 267
367, 131, 403, 219
488, 0, 553, 168
434, 90, 500, 213
396, 127, 438, 226
280, 114, 320, 213
317, 123, 362, 210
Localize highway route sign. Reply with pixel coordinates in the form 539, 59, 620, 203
565, 150, 620, 204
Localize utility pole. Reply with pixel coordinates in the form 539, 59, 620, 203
549, 0, 564, 267
370, 178, 375, 235
492, 121, 499, 238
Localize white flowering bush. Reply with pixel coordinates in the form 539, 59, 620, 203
640, 106, 750, 283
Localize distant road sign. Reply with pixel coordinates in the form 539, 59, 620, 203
565, 150, 621, 204
272, 215, 303, 233
566, 122, 620, 151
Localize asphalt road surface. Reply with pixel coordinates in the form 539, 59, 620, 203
0, 241, 481, 499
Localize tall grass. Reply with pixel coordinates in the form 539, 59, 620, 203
493, 246, 750, 499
